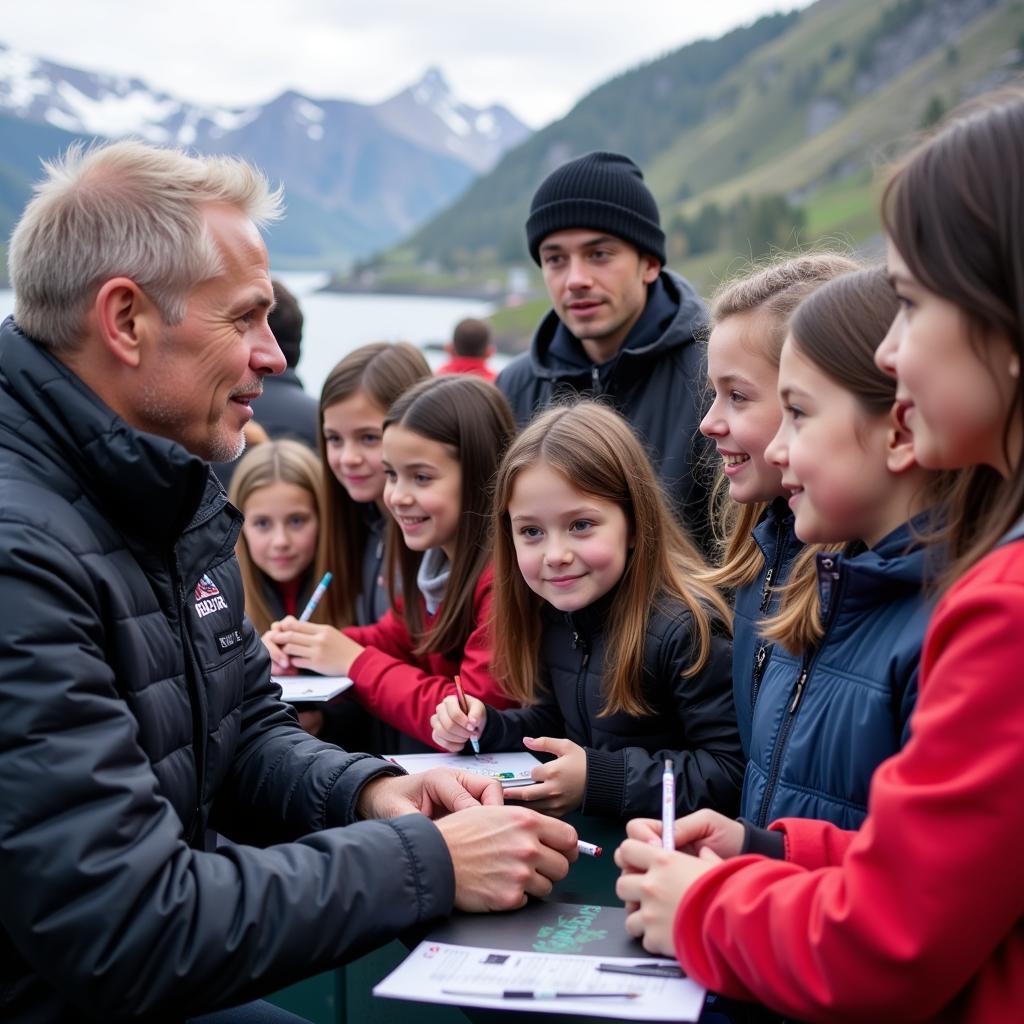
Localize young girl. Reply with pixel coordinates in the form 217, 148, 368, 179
616, 89, 1024, 1020
746, 265, 948, 831
229, 439, 328, 635
267, 375, 520, 750
431, 401, 744, 820
699, 253, 858, 756
317, 341, 432, 628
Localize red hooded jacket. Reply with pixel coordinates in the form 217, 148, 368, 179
674, 538, 1024, 1022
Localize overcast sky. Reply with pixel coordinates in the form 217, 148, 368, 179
2, 1, 814, 127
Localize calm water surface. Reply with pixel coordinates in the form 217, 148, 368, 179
0, 271, 509, 399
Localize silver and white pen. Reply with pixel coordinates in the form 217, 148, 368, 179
661, 757, 675, 850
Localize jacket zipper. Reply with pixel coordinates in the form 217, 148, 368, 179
571, 629, 593, 745
759, 515, 788, 613
750, 642, 770, 712
755, 554, 842, 828
173, 556, 207, 846
751, 516, 787, 712
590, 365, 601, 397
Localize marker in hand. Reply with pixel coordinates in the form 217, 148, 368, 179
299, 572, 333, 622
453, 674, 480, 754
661, 758, 675, 851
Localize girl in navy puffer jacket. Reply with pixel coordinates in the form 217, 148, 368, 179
699, 253, 859, 756
693, 267, 950, 851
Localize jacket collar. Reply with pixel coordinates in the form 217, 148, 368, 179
0, 317, 212, 546
527, 269, 707, 384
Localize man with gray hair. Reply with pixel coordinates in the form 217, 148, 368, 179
0, 141, 577, 1023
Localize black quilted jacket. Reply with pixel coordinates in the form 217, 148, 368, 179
0, 318, 454, 1022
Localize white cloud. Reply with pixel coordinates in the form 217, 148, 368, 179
0, 0, 812, 126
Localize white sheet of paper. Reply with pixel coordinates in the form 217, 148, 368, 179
272, 675, 352, 703
385, 751, 542, 788
373, 941, 706, 1021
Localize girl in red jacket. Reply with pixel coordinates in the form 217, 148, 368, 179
615, 88, 1024, 1023
268, 375, 519, 749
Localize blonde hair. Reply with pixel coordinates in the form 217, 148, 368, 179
228, 440, 328, 636
702, 252, 860, 591
10, 140, 283, 353
317, 342, 432, 626
492, 402, 731, 717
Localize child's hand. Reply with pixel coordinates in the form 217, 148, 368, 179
267, 617, 364, 676
504, 736, 587, 816
261, 630, 294, 674
614, 842, 720, 956
431, 694, 488, 752
625, 809, 744, 859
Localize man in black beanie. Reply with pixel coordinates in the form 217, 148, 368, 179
496, 151, 712, 549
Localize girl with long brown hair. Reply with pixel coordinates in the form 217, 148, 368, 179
617, 88, 1024, 1021
431, 401, 743, 820
267, 375, 520, 750
316, 341, 431, 628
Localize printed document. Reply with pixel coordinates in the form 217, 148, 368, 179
374, 941, 705, 1020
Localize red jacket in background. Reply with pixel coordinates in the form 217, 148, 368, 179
344, 567, 515, 747
435, 355, 497, 382
674, 538, 1024, 1023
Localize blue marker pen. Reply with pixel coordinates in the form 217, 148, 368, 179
299, 572, 333, 622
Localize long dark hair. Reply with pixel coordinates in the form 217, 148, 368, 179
882, 87, 1024, 588
317, 342, 431, 625
383, 375, 516, 657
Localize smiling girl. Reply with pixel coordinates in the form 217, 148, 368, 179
268, 375, 520, 750
699, 253, 857, 754
616, 89, 1024, 1022
229, 440, 327, 635
431, 402, 743, 820
317, 342, 432, 629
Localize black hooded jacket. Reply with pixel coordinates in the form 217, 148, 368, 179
496, 270, 714, 548
0, 318, 454, 1022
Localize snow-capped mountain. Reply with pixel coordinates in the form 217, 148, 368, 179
0, 43, 532, 262
374, 67, 531, 172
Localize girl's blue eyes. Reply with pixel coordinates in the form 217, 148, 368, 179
783, 404, 804, 421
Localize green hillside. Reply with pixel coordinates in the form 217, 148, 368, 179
362, 0, 1024, 340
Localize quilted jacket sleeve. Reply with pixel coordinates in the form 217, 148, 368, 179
0, 522, 455, 1021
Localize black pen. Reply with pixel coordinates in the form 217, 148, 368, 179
597, 962, 685, 978
442, 988, 639, 1000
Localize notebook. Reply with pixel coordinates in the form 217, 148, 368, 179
384, 750, 542, 788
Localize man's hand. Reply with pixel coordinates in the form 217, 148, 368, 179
436, 805, 579, 912
626, 809, 745, 858
357, 767, 504, 820
266, 618, 364, 676
503, 736, 586, 816
614, 840, 721, 956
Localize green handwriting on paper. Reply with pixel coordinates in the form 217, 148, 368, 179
533, 905, 608, 954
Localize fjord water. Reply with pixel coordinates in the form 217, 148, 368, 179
0, 272, 502, 401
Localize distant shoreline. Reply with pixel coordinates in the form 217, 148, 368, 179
318, 280, 511, 303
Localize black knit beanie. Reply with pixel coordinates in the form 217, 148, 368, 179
525, 151, 666, 267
